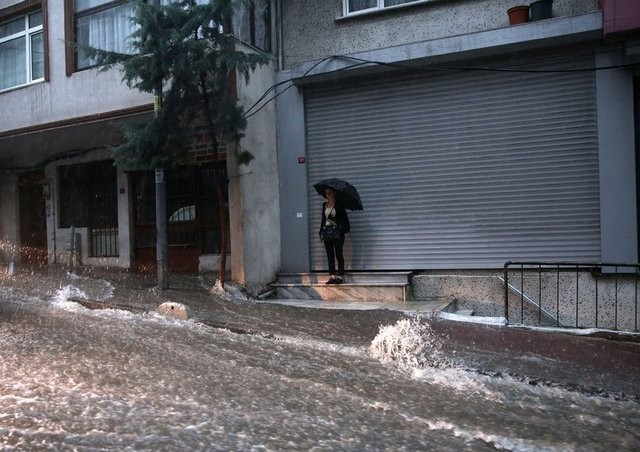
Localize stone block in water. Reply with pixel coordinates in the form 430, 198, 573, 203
156, 302, 191, 320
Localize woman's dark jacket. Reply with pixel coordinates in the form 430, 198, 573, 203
319, 201, 350, 237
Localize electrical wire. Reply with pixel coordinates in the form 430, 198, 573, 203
244, 55, 337, 119
242, 43, 640, 119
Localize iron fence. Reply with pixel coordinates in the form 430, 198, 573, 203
503, 262, 640, 332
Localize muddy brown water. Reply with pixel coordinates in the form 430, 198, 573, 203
1, 266, 639, 450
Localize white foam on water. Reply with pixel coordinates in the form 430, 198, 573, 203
370, 318, 448, 372
46, 284, 204, 330
66, 272, 115, 301
424, 419, 573, 452
50, 285, 89, 311
370, 318, 504, 399
210, 280, 250, 301
365, 399, 569, 451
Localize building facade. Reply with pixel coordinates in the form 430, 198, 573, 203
276, 0, 640, 273
2, 0, 640, 290
0, 0, 280, 292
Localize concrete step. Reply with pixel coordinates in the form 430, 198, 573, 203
272, 272, 413, 302
276, 272, 412, 285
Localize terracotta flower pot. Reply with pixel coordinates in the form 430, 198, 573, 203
529, 0, 553, 21
508, 5, 529, 25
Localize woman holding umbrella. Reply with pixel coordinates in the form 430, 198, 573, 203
314, 178, 362, 285
319, 186, 350, 284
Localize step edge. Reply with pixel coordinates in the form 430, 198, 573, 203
271, 282, 410, 287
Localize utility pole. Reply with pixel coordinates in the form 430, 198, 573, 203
155, 166, 168, 290
154, 0, 168, 290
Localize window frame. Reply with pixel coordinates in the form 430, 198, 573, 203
66, 0, 135, 73
0, 0, 48, 92
65, 0, 203, 75
64, 0, 270, 75
343, 0, 432, 17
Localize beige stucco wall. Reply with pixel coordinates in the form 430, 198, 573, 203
227, 48, 280, 293
0, 2, 152, 133
280, 0, 600, 68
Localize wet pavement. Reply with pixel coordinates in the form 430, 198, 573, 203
3, 264, 640, 402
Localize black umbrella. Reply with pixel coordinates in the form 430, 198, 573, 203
313, 178, 363, 211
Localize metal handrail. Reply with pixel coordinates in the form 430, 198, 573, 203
503, 261, 640, 332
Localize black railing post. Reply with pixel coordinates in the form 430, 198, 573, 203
633, 265, 638, 331
595, 270, 599, 329
520, 264, 524, 323
556, 264, 560, 327
504, 262, 510, 321
538, 264, 542, 324
615, 266, 619, 330
575, 264, 579, 328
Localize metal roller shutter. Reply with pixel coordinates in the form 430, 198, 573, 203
306, 53, 600, 270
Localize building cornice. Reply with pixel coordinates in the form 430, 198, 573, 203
0, 0, 41, 20
0, 104, 154, 139
282, 11, 604, 85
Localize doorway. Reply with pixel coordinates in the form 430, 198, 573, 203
18, 170, 48, 266
131, 164, 229, 273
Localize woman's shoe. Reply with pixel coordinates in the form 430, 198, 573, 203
325, 277, 336, 284
334, 277, 343, 284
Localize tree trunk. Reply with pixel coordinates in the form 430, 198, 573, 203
199, 73, 228, 287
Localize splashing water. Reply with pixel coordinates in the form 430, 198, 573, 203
370, 317, 448, 372
50, 285, 89, 310
1, 284, 640, 449
370, 318, 504, 399
66, 272, 115, 301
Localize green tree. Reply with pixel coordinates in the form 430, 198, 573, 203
83, 0, 273, 288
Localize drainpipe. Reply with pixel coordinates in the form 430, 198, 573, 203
275, 0, 283, 70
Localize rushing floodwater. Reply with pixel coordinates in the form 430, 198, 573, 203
1, 284, 639, 451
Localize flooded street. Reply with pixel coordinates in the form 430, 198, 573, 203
1, 270, 640, 450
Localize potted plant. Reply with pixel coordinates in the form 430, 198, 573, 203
507, 5, 529, 25
529, 0, 553, 21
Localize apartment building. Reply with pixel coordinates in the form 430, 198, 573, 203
2, 0, 640, 290
275, 0, 640, 273
0, 0, 279, 291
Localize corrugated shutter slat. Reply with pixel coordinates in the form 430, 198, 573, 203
305, 55, 600, 270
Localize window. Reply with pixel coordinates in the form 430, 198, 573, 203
0, 9, 44, 91
74, 0, 137, 70
68, 0, 269, 71
59, 161, 117, 227
231, 0, 270, 52
345, 0, 424, 15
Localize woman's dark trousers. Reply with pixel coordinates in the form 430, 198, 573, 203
324, 237, 345, 276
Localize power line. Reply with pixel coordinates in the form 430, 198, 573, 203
243, 45, 639, 119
